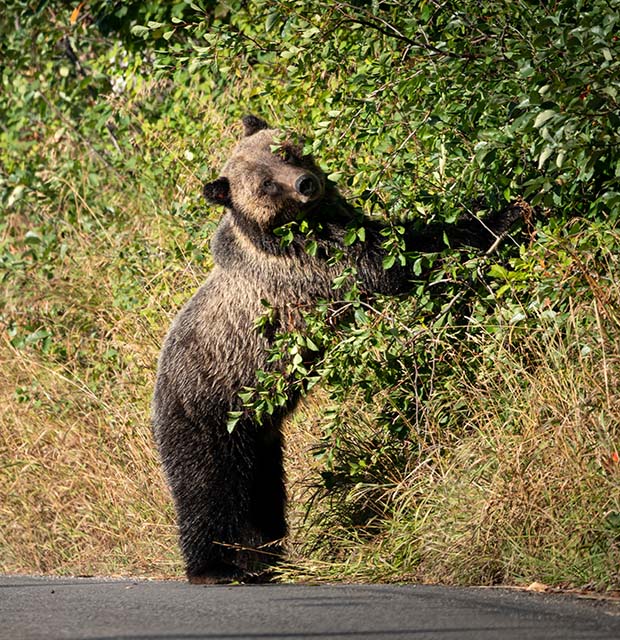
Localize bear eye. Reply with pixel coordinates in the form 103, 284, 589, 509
261, 178, 280, 195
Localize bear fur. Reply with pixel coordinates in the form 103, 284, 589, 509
152, 115, 524, 584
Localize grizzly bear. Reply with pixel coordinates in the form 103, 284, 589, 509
152, 115, 524, 584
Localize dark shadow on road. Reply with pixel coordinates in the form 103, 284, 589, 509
75, 629, 540, 640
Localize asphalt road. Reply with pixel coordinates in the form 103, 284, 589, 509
1, 575, 620, 640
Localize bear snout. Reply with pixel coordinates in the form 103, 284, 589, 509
294, 174, 321, 201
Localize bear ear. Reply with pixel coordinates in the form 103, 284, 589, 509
203, 177, 232, 207
242, 115, 269, 137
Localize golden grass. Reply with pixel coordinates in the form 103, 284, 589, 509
416, 297, 620, 587
0, 336, 178, 576
0, 95, 221, 576
0, 217, 182, 576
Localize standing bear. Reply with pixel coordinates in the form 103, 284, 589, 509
152, 115, 524, 584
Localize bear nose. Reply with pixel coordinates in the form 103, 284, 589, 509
294, 174, 320, 198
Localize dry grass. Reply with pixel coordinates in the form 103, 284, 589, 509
416, 295, 620, 587
0, 336, 178, 576
0, 210, 183, 577
0, 95, 223, 577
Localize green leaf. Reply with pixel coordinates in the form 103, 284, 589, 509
265, 12, 280, 32
413, 257, 423, 276
226, 411, 243, 433
343, 228, 357, 246
488, 264, 508, 279
24, 230, 42, 245
130, 25, 150, 37
305, 239, 318, 256
534, 110, 556, 128
6, 185, 25, 208
538, 146, 554, 170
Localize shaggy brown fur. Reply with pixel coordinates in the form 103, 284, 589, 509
152, 115, 524, 583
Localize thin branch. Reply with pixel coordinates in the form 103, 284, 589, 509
327, 1, 483, 61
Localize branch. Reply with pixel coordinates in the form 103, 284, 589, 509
328, 2, 483, 61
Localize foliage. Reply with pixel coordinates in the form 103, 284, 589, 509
137, 0, 620, 217
0, 0, 618, 587
284, 225, 620, 587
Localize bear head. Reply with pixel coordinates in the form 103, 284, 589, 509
203, 115, 327, 229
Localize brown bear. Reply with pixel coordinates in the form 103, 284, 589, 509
152, 115, 524, 584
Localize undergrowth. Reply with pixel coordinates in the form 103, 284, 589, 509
284, 226, 620, 588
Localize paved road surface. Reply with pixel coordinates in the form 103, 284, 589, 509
1, 575, 619, 639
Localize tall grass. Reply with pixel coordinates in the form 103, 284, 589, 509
0, 90, 226, 576
420, 298, 620, 588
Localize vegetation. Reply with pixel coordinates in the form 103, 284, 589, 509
1, 0, 618, 588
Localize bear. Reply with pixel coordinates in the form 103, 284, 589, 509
152, 114, 525, 584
